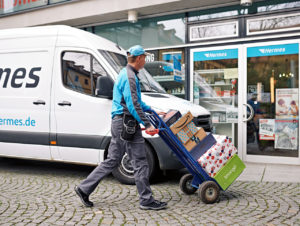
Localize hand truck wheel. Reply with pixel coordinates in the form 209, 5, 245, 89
198, 181, 220, 204
179, 174, 197, 195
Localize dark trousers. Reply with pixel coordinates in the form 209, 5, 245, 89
78, 116, 154, 205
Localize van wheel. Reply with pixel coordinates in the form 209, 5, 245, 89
112, 143, 157, 185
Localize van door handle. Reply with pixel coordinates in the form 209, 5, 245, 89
33, 100, 46, 105
58, 101, 72, 106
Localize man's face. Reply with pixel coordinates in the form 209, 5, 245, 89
136, 54, 146, 70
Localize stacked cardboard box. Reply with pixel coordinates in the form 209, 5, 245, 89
169, 111, 207, 151
162, 110, 182, 126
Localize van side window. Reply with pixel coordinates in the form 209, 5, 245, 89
62, 51, 108, 96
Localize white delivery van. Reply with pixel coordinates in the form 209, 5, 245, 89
0, 25, 211, 184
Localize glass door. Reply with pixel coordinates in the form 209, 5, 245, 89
244, 41, 300, 164
191, 46, 239, 148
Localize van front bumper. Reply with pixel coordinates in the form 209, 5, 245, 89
146, 136, 184, 170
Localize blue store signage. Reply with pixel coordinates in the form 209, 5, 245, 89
247, 43, 299, 57
194, 49, 238, 61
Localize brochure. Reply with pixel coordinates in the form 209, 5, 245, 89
226, 107, 238, 123
274, 119, 298, 150
276, 88, 299, 119
259, 119, 275, 140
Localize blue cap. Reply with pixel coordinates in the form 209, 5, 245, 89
127, 45, 150, 57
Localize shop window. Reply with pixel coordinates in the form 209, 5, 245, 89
192, 48, 239, 146
145, 48, 186, 99
247, 12, 300, 35
92, 14, 185, 49
246, 43, 299, 157
189, 21, 238, 42
61, 51, 108, 96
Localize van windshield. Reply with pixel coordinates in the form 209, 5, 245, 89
99, 50, 166, 94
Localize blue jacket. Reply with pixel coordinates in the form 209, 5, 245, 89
111, 65, 151, 128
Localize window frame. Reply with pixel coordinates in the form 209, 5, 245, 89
60, 50, 109, 97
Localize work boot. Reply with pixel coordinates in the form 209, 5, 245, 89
140, 200, 167, 210
74, 186, 94, 207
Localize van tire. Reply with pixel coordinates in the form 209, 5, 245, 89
112, 143, 156, 185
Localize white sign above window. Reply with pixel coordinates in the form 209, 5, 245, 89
189, 21, 238, 42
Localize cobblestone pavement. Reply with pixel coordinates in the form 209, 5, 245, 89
0, 157, 299, 226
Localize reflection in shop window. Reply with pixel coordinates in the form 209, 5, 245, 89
92, 14, 185, 49
258, 1, 300, 13
247, 13, 300, 35
0, 0, 73, 15
0, 0, 47, 14
189, 21, 238, 41
145, 48, 186, 99
188, 10, 238, 22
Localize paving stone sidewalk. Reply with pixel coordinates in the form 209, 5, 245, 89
0, 158, 299, 225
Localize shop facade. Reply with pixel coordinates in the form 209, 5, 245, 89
0, 0, 300, 165
82, 0, 300, 165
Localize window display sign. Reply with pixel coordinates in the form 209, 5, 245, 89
259, 119, 275, 140
224, 68, 238, 79
226, 107, 238, 123
247, 43, 299, 57
276, 88, 299, 119
193, 49, 238, 61
275, 119, 298, 150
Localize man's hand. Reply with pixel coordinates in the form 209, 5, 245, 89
156, 111, 166, 117
146, 125, 156, 132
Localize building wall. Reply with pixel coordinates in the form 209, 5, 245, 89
0, 0, 241, 29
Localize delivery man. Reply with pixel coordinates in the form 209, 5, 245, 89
75, 45, 167, 210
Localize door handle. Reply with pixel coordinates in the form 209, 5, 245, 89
33, 100, 46, 105
58, 101, 72, 106
243, 103, 254, 122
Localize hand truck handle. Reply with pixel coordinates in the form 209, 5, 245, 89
141, 128, 159, 136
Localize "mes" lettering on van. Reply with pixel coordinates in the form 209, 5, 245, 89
0, 67, 41, 88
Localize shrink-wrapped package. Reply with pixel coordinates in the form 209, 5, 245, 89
198, 135, 237, 177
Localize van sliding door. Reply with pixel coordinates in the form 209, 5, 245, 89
0, 50, 52, 159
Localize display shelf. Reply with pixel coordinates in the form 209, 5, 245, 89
153, 75, 184, 82
195, 69, 225, 74
199, 96, 233, 99
167, 92, 185, 95
213, 122, 238, 125
206, 84, 232, 86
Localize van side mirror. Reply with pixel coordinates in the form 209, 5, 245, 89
95, 76, 114, 99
